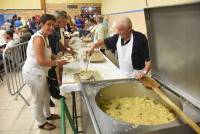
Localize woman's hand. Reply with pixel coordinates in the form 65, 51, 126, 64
57, 59, 69, 66
66, 47, 77, 55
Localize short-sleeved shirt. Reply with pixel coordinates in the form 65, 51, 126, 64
93, 23, 105, 43
75, 19, 83, 29
5, 40, 17, 49
14, 20, 22, 28
104, 31, 150, 70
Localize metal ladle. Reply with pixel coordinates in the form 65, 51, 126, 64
85, 56, 92, 72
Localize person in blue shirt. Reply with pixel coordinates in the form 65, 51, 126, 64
75, 15, 84, 37
75, 16, 83, 29
11, 14, 17, 26
14, 17, 23, 28
29, 17, 37, 33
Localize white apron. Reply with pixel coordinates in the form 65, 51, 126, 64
116, 34, 142, 78
60, 28, 65, 45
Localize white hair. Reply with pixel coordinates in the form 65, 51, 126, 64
116, 16, 132, 29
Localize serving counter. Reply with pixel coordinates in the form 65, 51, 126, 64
61, 3, 200, 133
62, 53, 126, 85
61, 40, 200, 134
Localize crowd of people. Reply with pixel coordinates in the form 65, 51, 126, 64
0, 12, 108, 75
0, 10, 151, 131
0, 11, 110, 130
0, 13, 109, 47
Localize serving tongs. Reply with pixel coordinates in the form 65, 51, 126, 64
85, 55, 92, 72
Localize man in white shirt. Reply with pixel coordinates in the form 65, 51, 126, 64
93, 15, 107, 54
2, 20, 11, 30
0, 29, 19, 66
0, 30, 17, 51
3, 30, 17, 49
93, 15, 106, 43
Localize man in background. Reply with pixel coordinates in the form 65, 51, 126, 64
48, 11, 74, 107
14, 17, 23, 28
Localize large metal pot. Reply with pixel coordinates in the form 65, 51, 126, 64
93, 81, 183, 134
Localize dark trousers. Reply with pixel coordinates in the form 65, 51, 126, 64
47, 67, 61, 99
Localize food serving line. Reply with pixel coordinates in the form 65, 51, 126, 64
60, 2, 200, 134
60, 38, 200, 134
60, 41, 200, 134
60, 37, 128, 133
61, 50, 127, 85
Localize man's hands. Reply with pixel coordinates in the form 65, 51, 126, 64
135, 71, 147, 80
66, 47, 77, 55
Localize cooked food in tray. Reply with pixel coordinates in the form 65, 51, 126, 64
64, 31, 79, 37
78, 70, 94, 80
82, 37, 92, 43
81, 42, 93, 48
59, 55, 76, 62
90, 51, 105, 62
84, 50, 105, 63
98, 97, 176, 125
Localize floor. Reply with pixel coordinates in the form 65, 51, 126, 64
0, 76, 79, 134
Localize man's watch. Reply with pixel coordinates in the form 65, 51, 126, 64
142, 70, 147, 75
